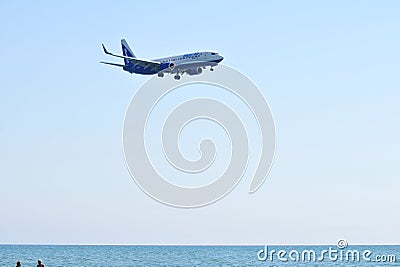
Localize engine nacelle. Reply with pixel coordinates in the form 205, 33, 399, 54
187, 67, 203, 76
160, 62, 175, 72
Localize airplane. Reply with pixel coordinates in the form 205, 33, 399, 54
101, 39, 224, 80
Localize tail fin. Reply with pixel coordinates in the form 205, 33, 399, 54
121, 39, 136, 65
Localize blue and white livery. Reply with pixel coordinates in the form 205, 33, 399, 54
101, 39, 224, 80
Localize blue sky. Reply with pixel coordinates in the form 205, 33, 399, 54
1, 1, 399, 244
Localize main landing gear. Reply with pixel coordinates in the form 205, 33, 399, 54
174, 72, 181, 80
158, 72, 164, 78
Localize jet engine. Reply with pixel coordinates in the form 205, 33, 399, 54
187, 67, 203, 75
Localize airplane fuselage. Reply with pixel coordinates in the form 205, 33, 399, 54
123, 51, 223, 75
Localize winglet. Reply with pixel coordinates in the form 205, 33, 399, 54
102, 44, 111, 55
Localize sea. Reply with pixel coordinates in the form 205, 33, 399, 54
1, 245, 399, 266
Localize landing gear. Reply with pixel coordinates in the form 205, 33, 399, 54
158, 72, 164, 78
210, 67, 214, 71
174, 74, 181, 80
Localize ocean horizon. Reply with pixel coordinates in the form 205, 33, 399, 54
1, 244, 399, 266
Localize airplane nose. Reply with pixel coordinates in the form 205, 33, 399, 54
218, 55, 224, 63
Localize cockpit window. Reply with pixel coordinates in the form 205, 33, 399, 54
211, 52, 217, 55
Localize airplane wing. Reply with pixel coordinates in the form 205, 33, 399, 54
100, 61, 126, 67
102, 44, 161, 70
